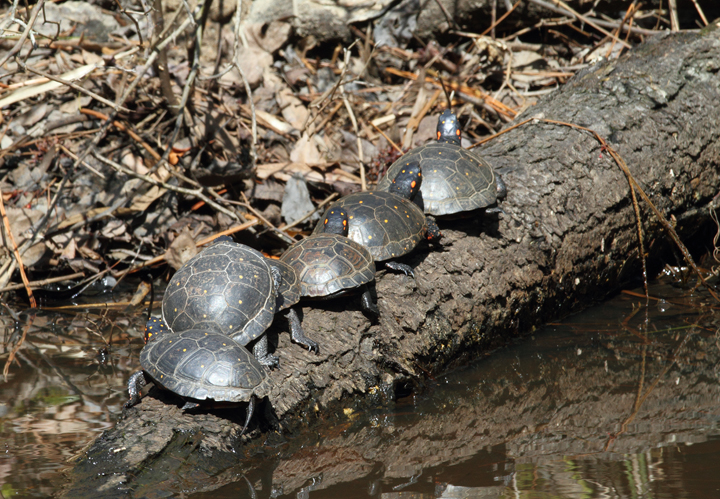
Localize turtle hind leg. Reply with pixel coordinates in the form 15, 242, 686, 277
384, 261, 415, 278
360, 285, 380, 317
253, 334, 280, 368
125, 370, 148, 408
241, 396, 256, 436
181, 401, 200, 411
286, 307, 319, 354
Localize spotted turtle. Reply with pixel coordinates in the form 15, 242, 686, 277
281, 209, 379, 316
314, 161, 438, 277
377, 110, 506, 217
163, 237, 317, 367
126, 317, 271, 434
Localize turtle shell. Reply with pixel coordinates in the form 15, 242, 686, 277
279, 234, 376, 298
377, 142, 498, 217
162, 239, 277, 346
312, 192, 426, 261
272, 258, 301, 311
140, 328, 271, 403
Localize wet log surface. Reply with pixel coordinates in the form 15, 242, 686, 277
63, 29, 720, 497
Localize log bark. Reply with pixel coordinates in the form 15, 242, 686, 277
62, 29, 720, 497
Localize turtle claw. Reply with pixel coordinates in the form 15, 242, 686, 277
126, 370, 147, 408
285, 308, 320, 354
384, 261, 415, 278
360, 286, 380, 317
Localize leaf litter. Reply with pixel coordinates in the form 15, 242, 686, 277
0, 0, 712, 308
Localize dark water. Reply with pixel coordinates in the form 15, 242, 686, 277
1, 275, 720, 498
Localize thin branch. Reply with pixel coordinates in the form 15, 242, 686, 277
0, 0, 45, 68
15, 59, 129, 112
0, 187, 36, 307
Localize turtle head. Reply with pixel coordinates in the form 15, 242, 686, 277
388, 160, 422, 202
436, 109, 461, 145
144, 317, 168, 344
320, 209, 349, 237
211, 235, 234, 245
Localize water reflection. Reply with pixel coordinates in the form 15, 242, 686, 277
0, 307, 144, 497
3, 276, 720, 498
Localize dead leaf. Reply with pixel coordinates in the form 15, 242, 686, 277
290, 133, 324, 165
3, 207, 48, 267
281, 172, 319, 225
245, 21, 292, 54
276, 87, 309, 130
165, 228, 198, 271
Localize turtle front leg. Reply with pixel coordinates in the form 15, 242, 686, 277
285, 307, 319, 353
360, 285, 380, 317
384, 261, 415, 278
241, 395, 256, 436
253, 334, 279, 368
125, 370, 148, 408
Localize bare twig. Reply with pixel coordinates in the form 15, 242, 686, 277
113, 0, 145, 45
89, 150, 242, 222
15, 59, 129, 112
281, 193, 340, 232
68, 9, 197, 177
477, 0, 521, 37
527, 0, 632, 48
0, 0, 45, 68
690, 0, 708, 26
370, 122, 403, 154
0, 187, 36, 307
668, 0, 680, 31
0, 271, 86, 293
125, 220, 260, 273
152, 0, 180, 114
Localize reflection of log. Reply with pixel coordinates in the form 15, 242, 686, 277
62, 30, 720, 497
262, 315, 720, 496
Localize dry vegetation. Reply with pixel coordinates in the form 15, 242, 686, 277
0, 0, 714, 308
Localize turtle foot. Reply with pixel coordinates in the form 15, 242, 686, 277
385, 261, 415, 279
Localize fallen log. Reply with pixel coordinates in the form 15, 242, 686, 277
62, 29, 720, 497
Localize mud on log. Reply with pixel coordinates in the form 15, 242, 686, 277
63, 30, 720, 496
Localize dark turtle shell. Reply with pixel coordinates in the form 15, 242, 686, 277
377, 143, 498, 217
139, 326, 271, 403
312, 192, 426, 261
279, 234, 376, 298
162, 239, 277, 346
271, 258, 301, 311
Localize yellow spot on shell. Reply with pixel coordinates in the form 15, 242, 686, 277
183, 348, 187, 352
238, 300, 243, 304
239, 275, 243, 279
384, 219, 388, 223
